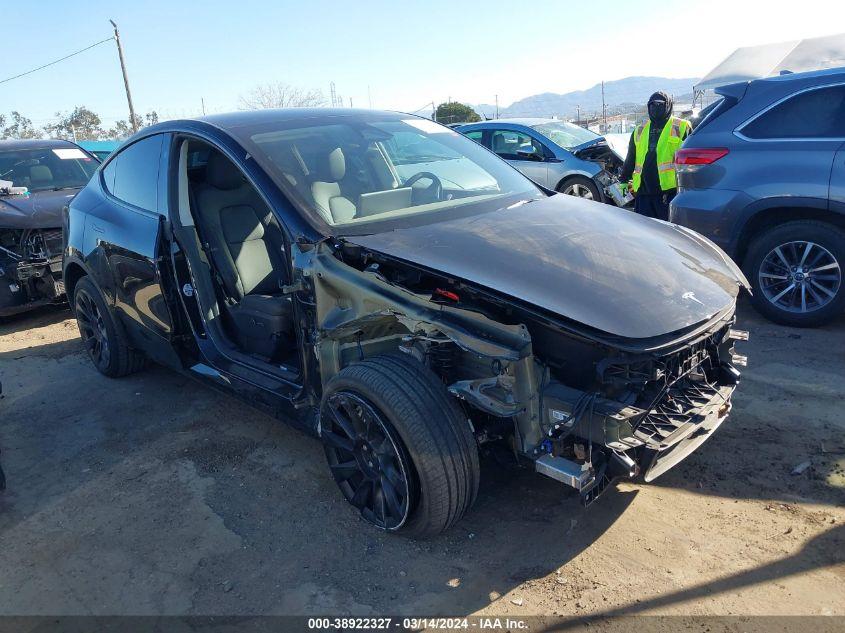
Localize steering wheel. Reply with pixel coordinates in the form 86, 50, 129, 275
403, 171, 443, 202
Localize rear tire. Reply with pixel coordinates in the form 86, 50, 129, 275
320, 353, 479, 538
558, 175, 601, 201
744, 220, 845, 327
73, 276, 146, 377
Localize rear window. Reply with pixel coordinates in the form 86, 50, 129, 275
741, 85, 845, 139
690, 97, 728, 132
102, 135, 164, 212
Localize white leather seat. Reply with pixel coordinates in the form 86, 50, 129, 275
310, 147, 357, 223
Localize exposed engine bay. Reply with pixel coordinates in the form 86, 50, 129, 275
300, 238, 747, 505
0, 226, 65, 316
573, 140, 631, 207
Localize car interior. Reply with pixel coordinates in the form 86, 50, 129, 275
247, 122, 498, 228
253, 128, 428, 225
490, 130, 543, 160
179, 140, 298, 369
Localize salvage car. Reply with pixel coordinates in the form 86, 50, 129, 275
64, 109, 748, 536
456, 118, 631, 205
1, 139, 99, 317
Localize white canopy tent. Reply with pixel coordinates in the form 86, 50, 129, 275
694, 33, 845, 95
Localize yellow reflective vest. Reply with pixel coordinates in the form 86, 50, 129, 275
631, 116, 691, 192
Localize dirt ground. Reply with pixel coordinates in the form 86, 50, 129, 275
0, 300, 843, 620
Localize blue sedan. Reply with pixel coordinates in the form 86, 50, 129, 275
456, 118, 627, 204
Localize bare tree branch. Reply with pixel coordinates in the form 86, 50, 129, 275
238, 82, 326, 110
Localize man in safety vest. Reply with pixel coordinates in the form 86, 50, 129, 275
620, 91, 691, 220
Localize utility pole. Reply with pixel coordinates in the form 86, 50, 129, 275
495, 94, 499, 119
110, 20, 137, 133
576, 105, 580, 127
601, 81, 607, 134
201, 97, 206, 116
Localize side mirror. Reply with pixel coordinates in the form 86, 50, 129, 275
516, 145, 543, 161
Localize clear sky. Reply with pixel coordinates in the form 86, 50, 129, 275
3, 0, 843, 127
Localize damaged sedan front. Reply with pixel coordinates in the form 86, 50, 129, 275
0, 140, 98, 316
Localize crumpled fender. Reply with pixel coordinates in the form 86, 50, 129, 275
301, 242, 531, 383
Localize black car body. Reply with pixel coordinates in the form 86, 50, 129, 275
0, 139, 99, 316
671, 67, 845, 327
64, 109, 748, 536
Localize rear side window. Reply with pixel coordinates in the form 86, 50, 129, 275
103, 135, 164, 212
741, 85, 845, 139
463, 130, 486, 146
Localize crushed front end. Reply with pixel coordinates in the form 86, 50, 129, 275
304, 239, 747, 507
0, 226, 65, 316
532, 315, 747, 503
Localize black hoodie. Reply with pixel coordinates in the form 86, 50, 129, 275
621, 91, 675, 195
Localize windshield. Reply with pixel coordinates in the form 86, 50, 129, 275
530, 121, 599, 149
235, 113, 542, 234
0, 146, 98, 193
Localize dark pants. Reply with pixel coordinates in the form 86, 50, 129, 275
634, 191, 675, 221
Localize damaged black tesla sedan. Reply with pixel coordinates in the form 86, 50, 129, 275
63, 109, 749, 537
1, 139, 99, 317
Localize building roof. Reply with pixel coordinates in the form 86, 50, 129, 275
696, 33, 845, 92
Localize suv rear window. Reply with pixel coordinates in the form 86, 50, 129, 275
742, 85, 845, 139
102, 135, 163, 212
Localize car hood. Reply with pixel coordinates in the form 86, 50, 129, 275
572, 135, 626, 161
349, 195, 748, 340
0, 189, 78, 229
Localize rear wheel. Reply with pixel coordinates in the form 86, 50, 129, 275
74, 276, 145, 377
558, 175, 601, 201
320, 353, 479, 538
745, 221, 845, 327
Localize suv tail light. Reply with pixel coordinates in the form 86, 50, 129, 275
675, 148, 729, 173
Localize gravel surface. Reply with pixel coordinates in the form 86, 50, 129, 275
0, 301, 843, 617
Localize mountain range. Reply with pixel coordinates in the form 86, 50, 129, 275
474, 76, 700, 119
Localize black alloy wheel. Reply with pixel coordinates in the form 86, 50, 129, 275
75, 286, 111, 371
72, 276, 146, 377
322, 391, 413, 531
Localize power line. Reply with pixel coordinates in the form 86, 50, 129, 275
0, 37, 114, 86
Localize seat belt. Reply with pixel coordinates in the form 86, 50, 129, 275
188, 186, 237, 307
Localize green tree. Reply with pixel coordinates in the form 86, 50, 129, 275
435, 101, 481, 124
2, 112, 39, 139
106, 111, 160, 139
45, 106, 105, 140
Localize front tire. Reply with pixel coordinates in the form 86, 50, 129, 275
320, 353, 479, 538
745, 220, 845, 327
558, 175, 601, 201
73, 276, 145, 377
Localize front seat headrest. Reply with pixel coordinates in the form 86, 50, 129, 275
30, 165, 53, 187
206, 151, 244, 190
319, 147, 346, 182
